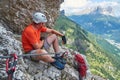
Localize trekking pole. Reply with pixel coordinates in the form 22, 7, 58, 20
0, 52, 68, 59
0, 53, 53, 59
18, 53, 50, 57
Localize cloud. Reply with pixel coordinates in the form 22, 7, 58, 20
61, 0, 88, 8
60, 0, 120, 16
60, 0, 89, 16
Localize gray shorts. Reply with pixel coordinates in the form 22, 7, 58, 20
43, 38, 51, 51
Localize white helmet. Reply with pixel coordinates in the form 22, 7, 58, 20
33, 12, 47, 23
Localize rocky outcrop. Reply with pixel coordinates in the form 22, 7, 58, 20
0, 16, 107, 80
0, 0, 64, 34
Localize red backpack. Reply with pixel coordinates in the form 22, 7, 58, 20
75, 54, 87, 77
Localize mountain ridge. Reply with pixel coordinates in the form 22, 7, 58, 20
68, 13, 120, 43
54, 15, 120, 80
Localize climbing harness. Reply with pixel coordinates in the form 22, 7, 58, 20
6, 53, 18, 80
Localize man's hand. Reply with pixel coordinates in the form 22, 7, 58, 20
40, 37, 45, 40
62, 36, 67, 44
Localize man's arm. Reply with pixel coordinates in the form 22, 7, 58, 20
46, 28, 67, 44
46, 28, 64, 36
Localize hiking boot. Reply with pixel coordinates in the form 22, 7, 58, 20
53, 56, 66, 64
53, 51, 68, 64
50, 59, 65, 70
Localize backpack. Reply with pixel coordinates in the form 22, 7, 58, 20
50, 52, 67, 70
74, 54, 87, 78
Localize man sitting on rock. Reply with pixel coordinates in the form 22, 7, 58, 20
22, 12, 66, 70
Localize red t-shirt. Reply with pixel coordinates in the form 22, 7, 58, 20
22, 24, 47, 52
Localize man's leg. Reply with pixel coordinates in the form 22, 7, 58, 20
31, 49, 65, 70
46, 34, 60, 53
31, 49, 55, 62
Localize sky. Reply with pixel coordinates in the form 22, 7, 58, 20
60, 0, 120, 16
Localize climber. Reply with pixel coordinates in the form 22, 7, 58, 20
71, 51, 91, 80
22, 12, 66, 70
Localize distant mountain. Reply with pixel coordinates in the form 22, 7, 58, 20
72, 3, 120, 17
54, 15, 120, 80
68, 14, 120, 43
91, 6, 113, 16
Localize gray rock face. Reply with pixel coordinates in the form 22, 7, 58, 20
0, 0, 63, 34
0, 0, 81, 79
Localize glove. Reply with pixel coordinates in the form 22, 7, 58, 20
62, 36, 67, 44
